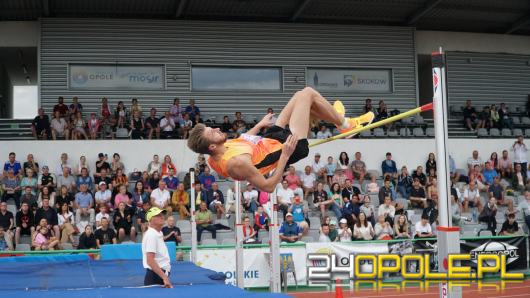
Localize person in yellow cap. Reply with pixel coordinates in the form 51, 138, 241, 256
141, 207, 172, 288
187, 87, 374, 192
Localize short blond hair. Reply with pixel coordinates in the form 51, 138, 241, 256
187, 123, 211, 154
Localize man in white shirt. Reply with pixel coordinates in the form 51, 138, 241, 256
51, 111, 70, 140
95, 182, 112, 210
301, 165, 316, 200
318, 224, 331, 242
467, 150, 483, 172
150, 181, 172, 214
414, 213, 433, 238
276, 180, 294, 218
142, 207, 172, 287
316, 125, 332, 139
160, 111, 176, 139
512, 136, 528, 179
242, 184, 259, 212
311, 153, 326, 182
462, 180, 482, 212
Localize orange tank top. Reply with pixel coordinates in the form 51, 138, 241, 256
208, 134, 283, 178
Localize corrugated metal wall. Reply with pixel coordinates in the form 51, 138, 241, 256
40, 18, 417, 119
446, 51, 530, 110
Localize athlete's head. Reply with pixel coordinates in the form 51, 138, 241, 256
187, 123, 227, 154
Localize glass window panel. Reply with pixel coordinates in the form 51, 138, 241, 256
192, 67, 282, 91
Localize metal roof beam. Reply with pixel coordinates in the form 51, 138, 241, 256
406, 0, 443, 25
290, 0, 312, 22
175, 0, 188, 18
505, 13, 530, 34
42, 0, 50, 17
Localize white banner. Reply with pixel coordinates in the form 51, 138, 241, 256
307, 68, 392, 92
69, 64, 165, 89
196, 246, 306, 287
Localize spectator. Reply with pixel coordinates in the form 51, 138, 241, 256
375, 100, 389, 122
337, 152, 352, 180
191, 183, 206, 209
408, 177, 426, 209
110, 153, 125, 177
290, 196, 309, 235
301, 165, 316, 200
145, 108, 161, 139
316, 125, 332, 139
427, 178, 439, 207
100, 114, 114, 139
378, 178, 396, 205
360, 195, 376, 227
136, 201, 151, 233
0, 202, 14, 250
342, 179, 361, 201
69, 96, 83, 115
160, 111, 176, 139
220, 116, 232, 133
254, 205, 269, 233
94, 217, 117, 248
412, 166, 427, 186
185, 99, 200, 119
195, 154, 207, 174
415, 213, 434, 238
74, 184, 95, 230
130, 110, 145, 139
425, 153, 437, 175
162, 217, 183, 260
284, 166, 303, 198
279, 213, 302, 243
332, 168, 348, 189
314, 182, 341, 218
55, 185, 73, 210
499, 103, 513, 129
499, 150, 513, 179
207, 183, 225, 219
131, 181, 149, 207
15, 202, 34, 244
489, 176, 514, 214
511, 163, 526, 191
57, 202, 76, 244
169, 98, 182, 122
55, 152, 72, 176
21, 186, 38, 210
337, 218, 352, 242
340, 195, 357, 226
57, 166, 76, 195
467, 150, 483, 172
242, 216, 257, 244
512, 136, 528, 180
397, 166, 412, 198
489, 152, 500, 173
22, 154, 39, 178
381, 152, 398, 181
53, 96, 68, 118
151, 180, 172, 214
517, 191, 530, 231
100, 98, 111, 118
378, 196, 396, 225
130, 98, 142, 116
94, 153, 111, 179
163, 169, 179, 192
276, 180, 294, 217
311, 153, 327, 182
2, 169, 21, 208
147, 155, 161, 175
4, 152, 22, 176
374, 214, 393, 240
483, 162, 498, 186
196, 202, 216, 243
78, 225, 97, 250
114, 201, 136, 243
479, 197, 497, 235
477, 106, 491, 129
462, 180, 482, 213
351, 152, 368, 184
353, 212, 374, 240
95, 204, 110, 229
490, 104, 500, 128
75, 155, 90, 176
366, 175, 379, 193
232, 111, 247, 134
38, 165, 56, 194
95, 182, 112, 210
32, 108, 51, 139
34, 198, 60, 238
50, 111, 70, 140
463, 100, 478, 131
225, 184, 236, 216
113, 185, 130, 208
318, 223, 332, 242
33, 225, 60, 251
72, 111, 88, 140
76, 167, 93, 192
394, 214, 410, 239
179, 113, 193, 139
363, 98, 374, 114
87, 112, 100, 140
160, 155, 176, 179
114, 101, 128, 128
243, 184, 259, 213
197, 166, 215, 191
325, 156, 336, 185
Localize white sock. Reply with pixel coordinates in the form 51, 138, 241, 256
340, 118, 350, 129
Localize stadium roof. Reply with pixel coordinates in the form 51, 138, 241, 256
1, 0, 530, 36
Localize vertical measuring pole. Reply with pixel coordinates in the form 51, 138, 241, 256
190, 170, 197, 263
269, 191, 281, 293
234, 181, 245, 288
432, 47, 461, 298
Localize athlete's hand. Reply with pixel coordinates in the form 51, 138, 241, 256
281, 134, 298, 158
162, 276, 173, 288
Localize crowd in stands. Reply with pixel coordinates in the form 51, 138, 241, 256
1, 134, 529, 251
462, 99, 530, 132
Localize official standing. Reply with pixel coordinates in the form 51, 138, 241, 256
142, 207, 172, 287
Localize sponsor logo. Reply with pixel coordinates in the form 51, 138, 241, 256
470, 241, 519, 266
72, 71, 88, 84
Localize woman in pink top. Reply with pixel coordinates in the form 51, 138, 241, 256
87, 112, 100, 140
258, 190, 269, 206
33, 226, 60, 250
113, 185, 130, 209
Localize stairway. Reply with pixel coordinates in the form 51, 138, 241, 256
0, 119, 34, 140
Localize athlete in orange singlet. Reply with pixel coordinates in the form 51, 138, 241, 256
187, 87, 374, 192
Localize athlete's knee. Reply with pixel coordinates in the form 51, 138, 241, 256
300, 86, 317, 97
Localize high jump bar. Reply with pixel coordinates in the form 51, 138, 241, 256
309, 102, 434, 147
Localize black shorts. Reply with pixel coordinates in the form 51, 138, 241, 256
256, 126, 309, 171
144, 268, 170, 286
18, 227, 32, 236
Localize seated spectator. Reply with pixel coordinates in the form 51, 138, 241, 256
150, 180, 172, 214
54, 153, 72, 176
148, 171, 160, 191
32, 225, 60, 251
110, 153, 125, 177
378, 196, 396, 226
69, 96, 83, 115
342, 179, 361, 200
2, 169, 21, 209
57, 202, 76, 245
130, 98, 142, 116
160, 155, 177, 179
276, 180, 294, 217
300, 166, 316, 200
114, 101, 128, 128
113, 185, 131, 209
316, 125, 332, 139
415, 213, 434, 239
185, 99, 200, 119
35, 198, 60, 238
483, 162, 498, 186
57, 166, 76, 195
451, 192, 465, 229
318, 223, 332, 242
412, 166, 428, 187
100, 114, 115, 139
160, 111, 177, 139
340, 195, 359, 226
351, 152, 368, 184
409, 178, 427, 209
87, 112, 100, 140
467, 150, 484, 172
198, 166, 215, 191
15, 202, 34, 244
145, 108, 161, 139
314, 182, 341, 219
490, 104, 500, 128
74, 155, 90, 177
353, 212, 374, 240
364, 175, 378, 194
337, 218, 352, 242
279, 213, 302, 243
499, 103, 513, 129
22, 186, 38, 209
469, 166, 487, 191
489, 177, 513, 216
242, 216, 257, 244
363, 98, 374, 113
311, 153, 327, 182
325, 156, 336, 185
479, 197, 497, 235
78, 225, 97, 250
196, 202, 216, 243
381, 152, 398, 181
94, 217, 117, 248
332, 168, 348, 189
206, 183, 224, 219
489, 152, 500, 173
328, 219, 338, 241
113, 202, 136, 243
74, 184, 95, 231
425, 153, 437, 175
76, 168, 93, 192
136, 201, 151, 233
427, 178, 439, 206
130, 110, 145, 139
0, 202, 14, 249
476, 106, 491, 129
130, 181, 148, 207
243, 184, 259, 213
163, 169, 179, 192
4, 152, 22, 176
360, 195, 376, 227
378, 178, 395, 205
51, 111, 70, 140
95, 204, 110, 229
147, 155, 161, 176
328, 182, 342, 208
0, 226, 11, 251
499, 150, 513, 179
516, 191, 530, 231
38, 165, 56, 194
463, 100, 478, 131
220, 115, 232, 134
337, 152, 353, 180
179, 113, 193, 139
171, 184, 190, 219
94, 153, 111, 179
55, 185, 73, 210
169, 98, 182, 122
32, 108, 51, 139
511, 136, 527, 180
22, 154, 39, 177
290, 196, 309, 235
71, 111, 88, 140
512, 164, 526, 192
394, 214, 410, 239
397, 166, 412, 198
162, 215, 181, 245
462, 180, 482, 212
374, 214, 393, 240
232, 111, 247, 134
254, 205, 269, 233
500, 213, 520, 236
95, 182, 112, 210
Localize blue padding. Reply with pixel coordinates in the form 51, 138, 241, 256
0, 254, 89, 263
100, 243, 176, 261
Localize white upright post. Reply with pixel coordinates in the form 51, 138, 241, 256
269, 191, 281, 293
190, 170, 197, 263
234, 181, 245, 288
432, 47, 462, 298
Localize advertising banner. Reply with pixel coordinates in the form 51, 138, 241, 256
69, 64, 165, 90
460, 236, 528, 270
306, 68, 392, 92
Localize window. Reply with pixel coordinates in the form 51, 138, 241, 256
191, 66, 282, 91
13, 85, 38, 119
306, 68, 393, 93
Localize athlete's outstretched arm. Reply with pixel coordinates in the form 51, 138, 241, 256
227, 134, 298, 192
246, 113, 275, 135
